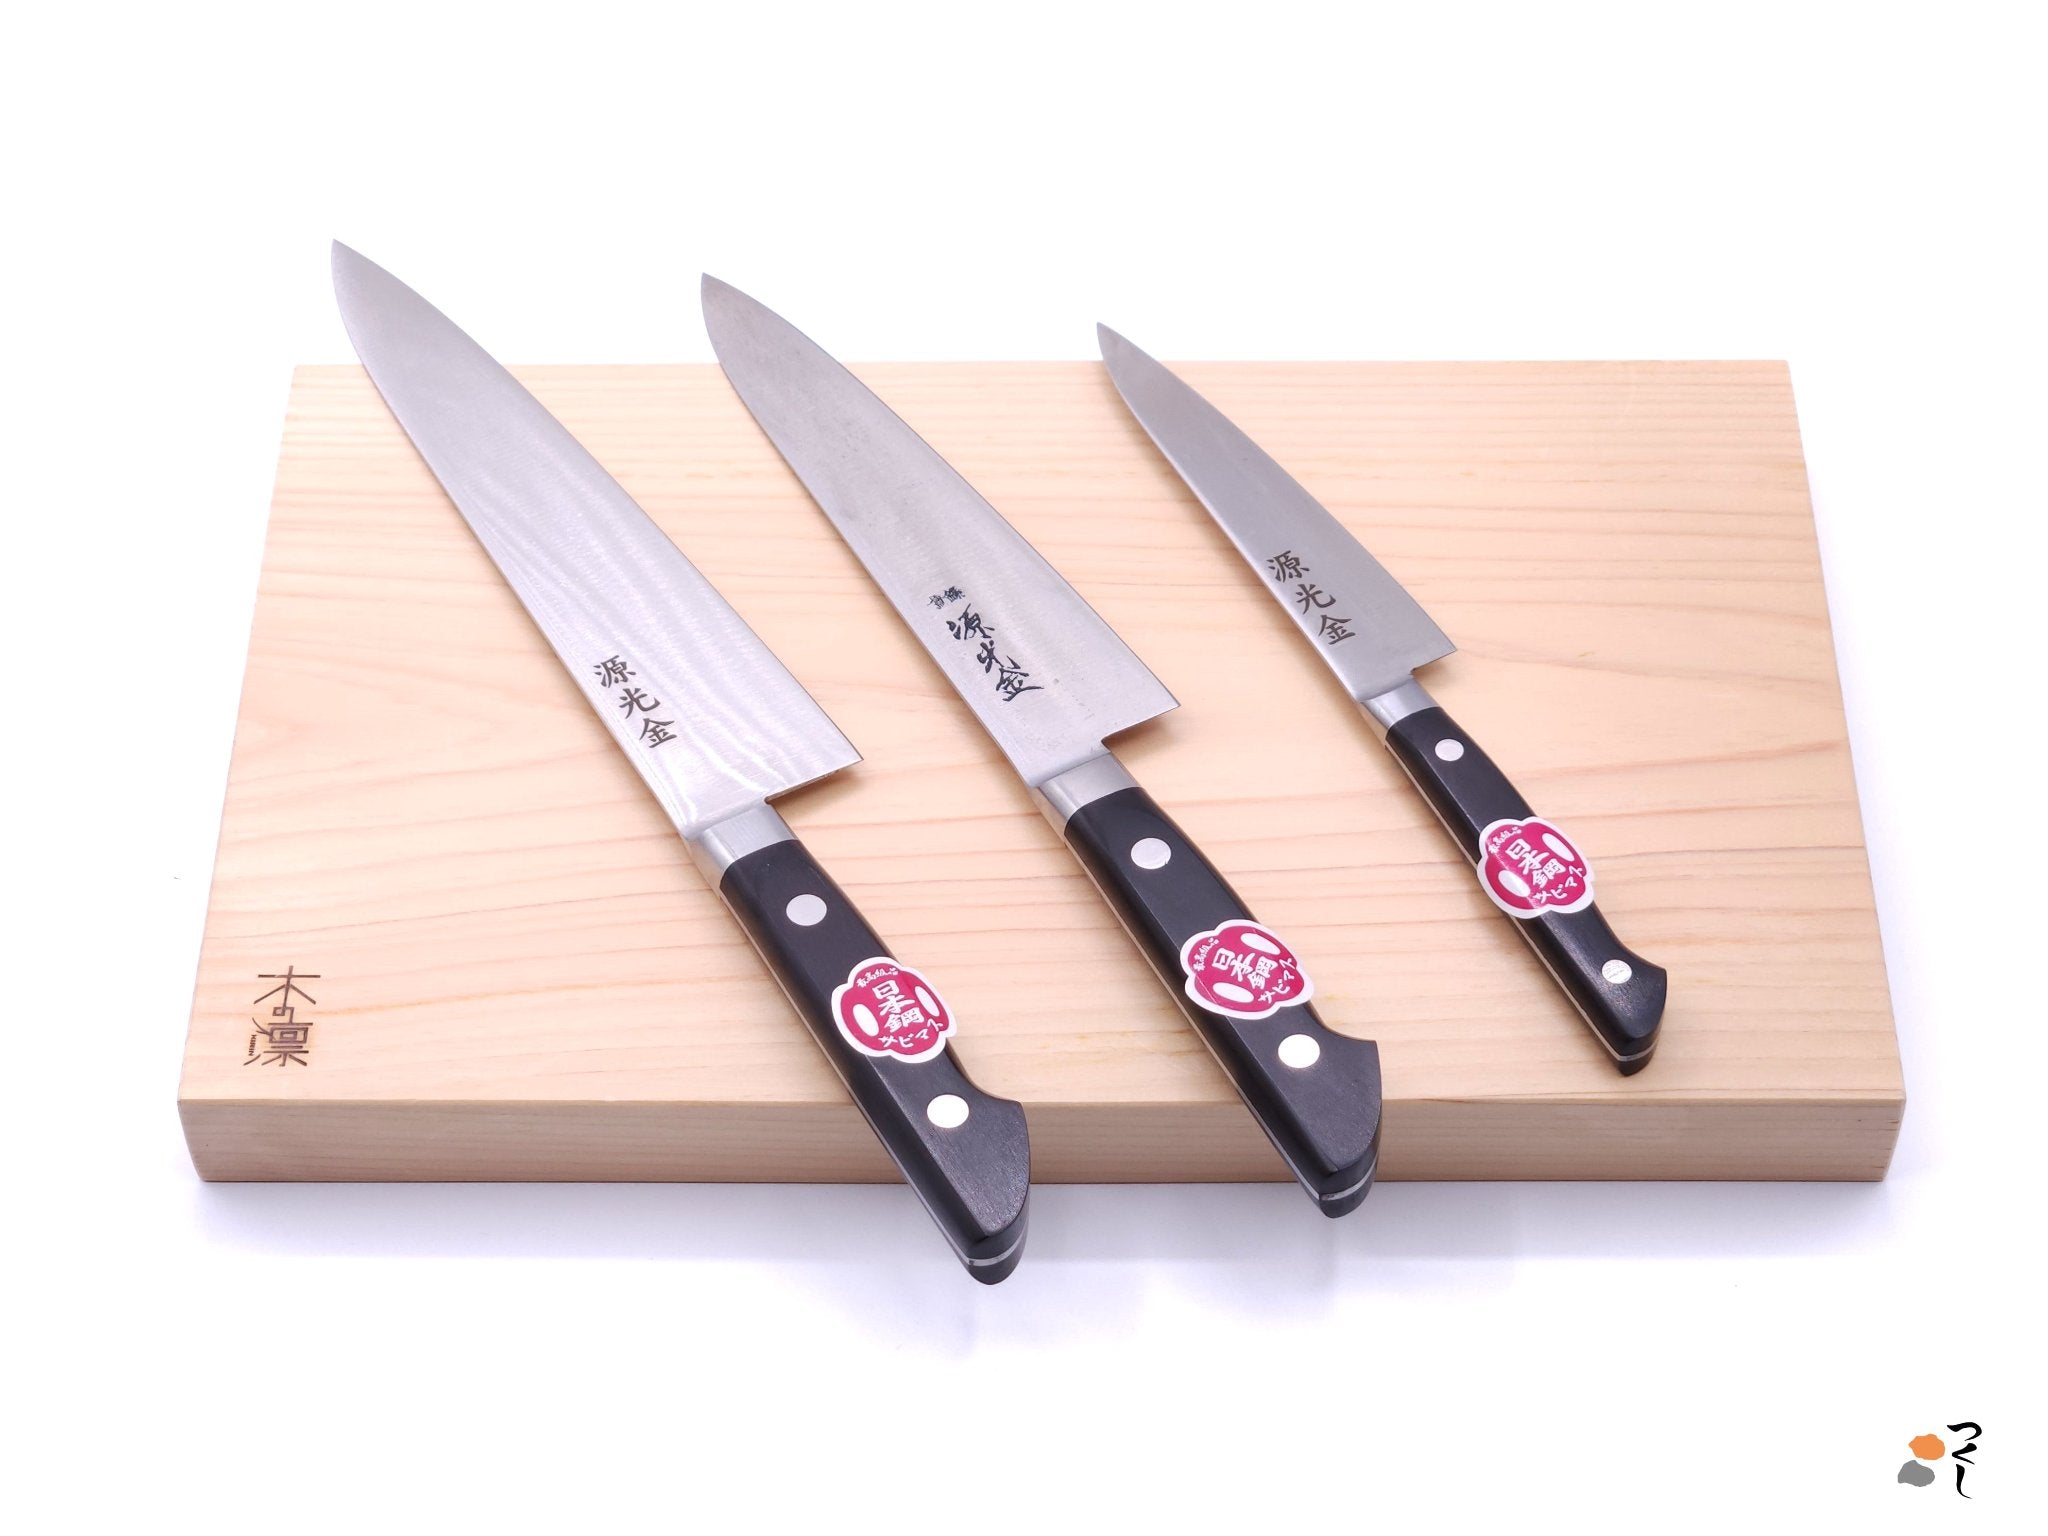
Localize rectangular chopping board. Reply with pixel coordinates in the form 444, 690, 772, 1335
179, 361, 1903, 1183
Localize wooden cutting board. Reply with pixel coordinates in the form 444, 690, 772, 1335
178, 361, 1903, 1183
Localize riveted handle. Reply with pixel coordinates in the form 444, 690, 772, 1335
720, 838, 1031, 1279
1383, 705, 1665, 1072
1062, 786, 1381, 1214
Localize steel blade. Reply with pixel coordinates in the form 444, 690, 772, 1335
332, 244, 858, 838
703, 277, 1176, 788
1098, 326, 1453, 701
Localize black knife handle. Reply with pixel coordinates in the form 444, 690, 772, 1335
718, 836, 1031, 1281
1059, 785, 1381, 1214
1381, 704, 1665, 1072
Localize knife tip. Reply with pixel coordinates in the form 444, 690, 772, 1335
329, 241, 385, 298
1094, 323, 1152, 369
700, 271, 740, 308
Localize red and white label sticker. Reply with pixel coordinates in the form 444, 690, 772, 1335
1179, 920, 1314, 1020
830, 958, 954, 1063
1475, 816, 1595, 918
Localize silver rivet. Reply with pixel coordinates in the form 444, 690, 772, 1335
926, 1094, 970, 1129
1601, 959, 1632, 985
785, 894, 827, 926
1131, 837, 1171, 870
1277, 1033, 1321, 1069
1434, 739, 1465, 762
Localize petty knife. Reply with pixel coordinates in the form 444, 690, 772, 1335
331, 245, 1029, 1280
1097, 328, 1666, 1073
704, 278, 1382, 1215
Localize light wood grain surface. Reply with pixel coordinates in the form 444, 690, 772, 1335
178, 361, 1902, 1182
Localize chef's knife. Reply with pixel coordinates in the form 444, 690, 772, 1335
1097, 328, 1666, 1073
331, 245, 1029, 1280
703, 278, 1381, 1215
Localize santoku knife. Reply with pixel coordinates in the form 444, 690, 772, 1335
704, 278, 1382, 1215
331, 245, 1030, 1280
1097, 327, 1666, 1073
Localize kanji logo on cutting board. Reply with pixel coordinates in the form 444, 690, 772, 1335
245, 966, 320, 1066
1179, 920, 1314, 1020
1896, 1424, 1982, 1496
831, 958, 954, 1063
1475, 816, 1594, 918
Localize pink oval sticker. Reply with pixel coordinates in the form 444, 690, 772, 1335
1475, 816, 1595, 918
830, 958, 954, 1063
1179, 920, 1314, 1020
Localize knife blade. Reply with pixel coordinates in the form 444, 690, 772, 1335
331, 244, 1030, 1279
704, 277, 1382, 1215
1097, 326, 1666, 1073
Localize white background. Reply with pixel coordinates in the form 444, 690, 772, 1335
5, 2, 2041, 1529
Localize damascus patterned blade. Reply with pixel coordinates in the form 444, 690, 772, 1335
333, 244, 858, 838
703, 276, 1177, 789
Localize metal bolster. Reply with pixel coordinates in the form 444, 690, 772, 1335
686, 802, 798, 882
1029, 752, 1138, 830
1360, 676, 1436, 734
